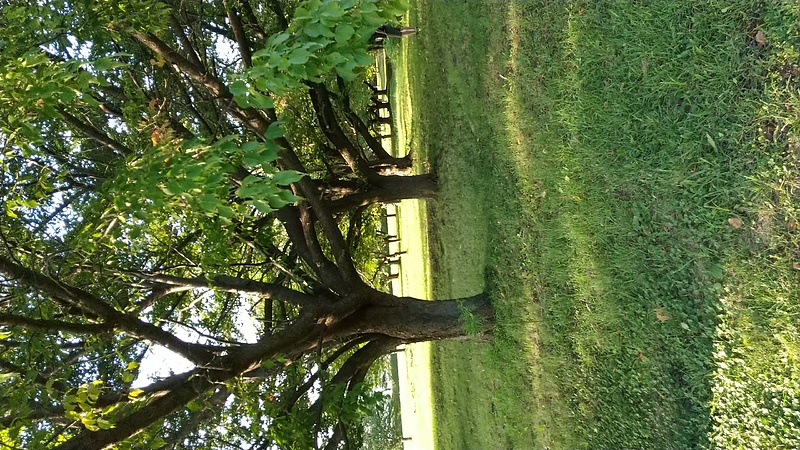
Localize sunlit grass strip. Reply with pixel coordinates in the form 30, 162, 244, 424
402, 0, 549, 448
385, 23, 437, 450
496, 3, 575, 448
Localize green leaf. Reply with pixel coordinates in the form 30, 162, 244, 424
250, 199, 274, 213
288, 48, 311, 65
87, 381, 103, 402
266, 194, 288, 209
277, 189, 301, 204
293, 6, 310, 20
336, 64, 357, 81
94, 55, 128, 72
303, 22, 328, 38
326, 51, 346, 67
267, 32, 290, 47
128, 389, 145, 399
82, 416, 99, 431
265, 122, 284, 140
230, 80, 247, 96
334, 24, 355, 44
186, 400, 202, 412
360, 1, 378, 13
272, 170, 303, 186
243, 153, 266, 167
353, 49, 372, 66
248, 91, 274, 109
196, 194, 219, 213
241, 141, 262, 153
183, 164, 203, 180
96, 418, 114, 430
262, 141, 280, 162
237, 174, 271, 199
319, 1, 345, 18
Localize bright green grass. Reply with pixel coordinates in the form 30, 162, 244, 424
378, 39, 438, 450
405, 0, 800, 449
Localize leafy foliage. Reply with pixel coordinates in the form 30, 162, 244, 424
244, 0, 410, 94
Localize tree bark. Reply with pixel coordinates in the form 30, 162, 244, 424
329, 173, 437, 213
368, 155, 413, 176
329, 293, 493, 342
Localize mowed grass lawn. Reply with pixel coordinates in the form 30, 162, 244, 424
399, 1, 800, 449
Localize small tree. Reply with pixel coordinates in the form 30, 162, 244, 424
0, 0, 492, 448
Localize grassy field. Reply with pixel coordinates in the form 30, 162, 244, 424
396, 1, 800, 449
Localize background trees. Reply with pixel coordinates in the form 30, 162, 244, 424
0, 0, 490, 448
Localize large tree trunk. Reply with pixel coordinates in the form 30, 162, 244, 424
368, 155, 413, 175
329, 173, 438, 212
330, 293, 493, 342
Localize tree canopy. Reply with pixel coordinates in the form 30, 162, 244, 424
0, 0, 492, 448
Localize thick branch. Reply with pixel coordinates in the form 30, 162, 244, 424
266, 0, 289, 30
224, 0, 253, 67
0, 313, 113, 335
60, 109, 132, 157
135, 272, 322, 307
240, 0, 268, 41
168, 14, 204, 69
347, 109, 393, 160
0, 255, 218, 364
130, 31, 227, 98
55, 308, 323, 450
130, 31, 278, 137
132, 285, 192, 314
308, 84, 375, 181
56, 373, 215, 450
93, 368, 200, 409
273, 207, 346, 293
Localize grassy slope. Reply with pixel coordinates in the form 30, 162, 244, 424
406, 0, 800, 449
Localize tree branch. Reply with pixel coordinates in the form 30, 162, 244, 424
278, 336, 371, 415
168, 14, 204, 69
273, 207, 347, 293
240, 0, 268, 41
224, 0, 253, 68
59, 109, 132, 157
265, 0, 289, 30
0, 254, 219, 365
129, 31, 227, 99
0, 313, 113, 335
55, 306, 323, 450
308, 83, 375, 181
134, 272, 323, 307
